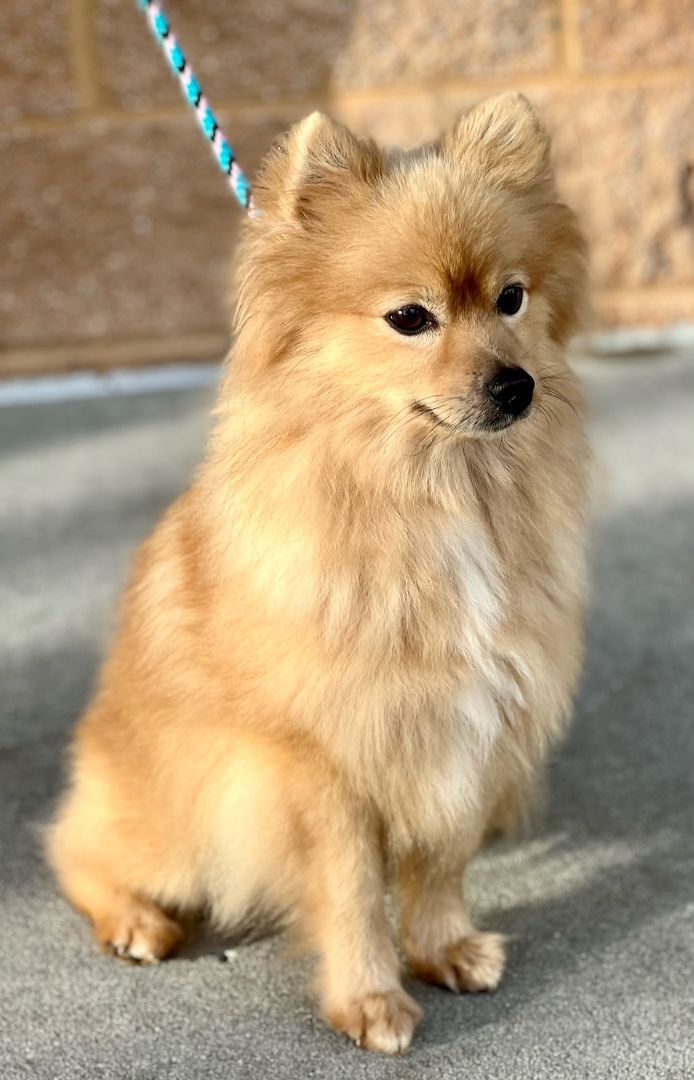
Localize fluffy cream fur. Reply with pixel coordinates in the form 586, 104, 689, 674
47, 94, 589, 1054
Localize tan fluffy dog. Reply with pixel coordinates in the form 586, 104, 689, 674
47, 93, 588, 1054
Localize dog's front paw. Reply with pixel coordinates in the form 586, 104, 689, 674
409, 931, 506, 993
327, 988, 422, 1054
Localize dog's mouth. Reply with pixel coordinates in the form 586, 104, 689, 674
410, 400, 455, 428
410, 399, 531, 436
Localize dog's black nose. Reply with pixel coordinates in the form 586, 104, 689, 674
486, 366, 535, 416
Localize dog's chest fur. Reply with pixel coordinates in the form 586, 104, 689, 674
318, 478, 583, 846
237, 433, 585, 846
375, 519, 524, 834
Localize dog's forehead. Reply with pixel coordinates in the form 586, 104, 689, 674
362, 156, 517, 302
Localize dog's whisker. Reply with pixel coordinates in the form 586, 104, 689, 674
542, 387, 580, 418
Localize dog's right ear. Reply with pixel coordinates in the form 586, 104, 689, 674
254, 112, 383, 224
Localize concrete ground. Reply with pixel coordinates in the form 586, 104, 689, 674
1, 352, 693, 1079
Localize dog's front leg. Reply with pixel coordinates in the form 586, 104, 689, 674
299, 779, 422, 1053
398, 839, 506, 994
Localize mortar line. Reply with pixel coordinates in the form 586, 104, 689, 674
560, 0, 583, 72
2, 65, 693, 140
67, 0, 105, 112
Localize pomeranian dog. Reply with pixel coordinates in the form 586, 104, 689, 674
48, 93, 588, 1053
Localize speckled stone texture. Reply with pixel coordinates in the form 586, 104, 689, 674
579, 0, 694, 70
331, 0, 561, 86
0, 0, 77, 123
93, 0, 560, 109
93, 0, 357, 108
544, 82, 694, 289
0, 108, 301, 351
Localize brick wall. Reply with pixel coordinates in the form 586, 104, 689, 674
1, 0, 693, 375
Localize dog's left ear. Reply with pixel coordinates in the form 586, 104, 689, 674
444, 93, 552, 190
255, 112, 383, 223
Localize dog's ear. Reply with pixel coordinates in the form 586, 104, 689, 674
444, 93, 552, 190
255, 112, 383, 223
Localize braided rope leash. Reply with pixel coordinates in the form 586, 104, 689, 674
137, 0, 256, 215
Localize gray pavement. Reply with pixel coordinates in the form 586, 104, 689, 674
1, 353, 693, 1079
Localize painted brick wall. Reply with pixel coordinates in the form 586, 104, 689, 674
1, 0, 693, 374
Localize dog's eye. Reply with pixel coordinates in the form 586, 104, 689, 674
496, 284, 526, 317
385, 305, 435, 336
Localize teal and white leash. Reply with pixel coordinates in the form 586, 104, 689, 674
137, 0, 256, 215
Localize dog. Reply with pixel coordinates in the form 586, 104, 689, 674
47, 93, 589, 1054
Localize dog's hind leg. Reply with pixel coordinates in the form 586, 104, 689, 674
45, 748, 184, 963
53, 854, 182, 962
46, 817, 183, 963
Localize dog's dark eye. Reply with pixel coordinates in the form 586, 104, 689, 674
496, 284, 525, 317
385, 305, 435, 336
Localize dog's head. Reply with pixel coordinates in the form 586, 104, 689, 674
233, 94, 586, 454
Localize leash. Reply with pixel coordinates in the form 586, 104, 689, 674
137, 0, 255, 215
